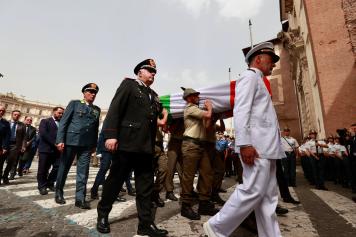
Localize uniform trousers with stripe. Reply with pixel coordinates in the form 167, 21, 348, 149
208, 158, 281, 237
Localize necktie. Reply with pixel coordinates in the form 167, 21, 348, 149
11, 122, 16, 141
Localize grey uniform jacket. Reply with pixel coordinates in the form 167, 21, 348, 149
56, 100, 100, 148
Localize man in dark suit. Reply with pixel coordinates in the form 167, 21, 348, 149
36, 107, 64, 195
0, 105, 11, 185
55, 83, 100, 209
2, 110, 26, 184
96, 59, 168, 237
15, 116, 37, 177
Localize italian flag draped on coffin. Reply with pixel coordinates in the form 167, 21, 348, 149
159, 76, 271, 119
159, 80, 237, 119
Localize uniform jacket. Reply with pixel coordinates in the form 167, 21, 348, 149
233, 68, 285, 159
38, 117, 59, 153
0, 118, 11, 151
24, 125, 36, 151
56, 100, 100, 148
103, 78, 162, 154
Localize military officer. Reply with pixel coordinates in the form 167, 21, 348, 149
96, 59, 168, 237
281, 127, 299, 187
180, 87, 218, 221
204, 42, 285, 237
152, 126, 168, 207
55, 83, 101, 209
165, 118, 184, 201
305, 129, 329, 190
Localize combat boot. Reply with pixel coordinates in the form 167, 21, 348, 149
198, 200, 219, 216
181, 203, 201, 220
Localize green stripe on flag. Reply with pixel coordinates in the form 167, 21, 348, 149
160, 94, 170, 113
160, 94, 173, 123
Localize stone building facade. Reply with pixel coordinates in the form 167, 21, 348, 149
279, 0, 356, 138
0, 92, 107, 128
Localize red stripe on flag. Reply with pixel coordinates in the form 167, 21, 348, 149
230, 80, 236, 109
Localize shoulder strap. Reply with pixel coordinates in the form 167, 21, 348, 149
283, 136, 295, 150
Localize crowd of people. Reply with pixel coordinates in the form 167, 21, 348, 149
1, 42, 356, 237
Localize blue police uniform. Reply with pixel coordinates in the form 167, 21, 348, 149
55, 99, 100, 204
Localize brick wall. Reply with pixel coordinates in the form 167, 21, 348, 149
304, 0, 356, 135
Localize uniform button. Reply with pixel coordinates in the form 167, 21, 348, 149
129, 124, 132, 127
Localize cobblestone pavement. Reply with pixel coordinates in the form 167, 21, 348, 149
0, 160, 356, 237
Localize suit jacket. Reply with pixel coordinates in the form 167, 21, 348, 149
24, 125, 36, 151
233, 68, 285, 159
103, 78, 162, 154
0, 118, 11, 151
10, 121, 26, 151
38, 117, 58, 153
56, 100, 100, 148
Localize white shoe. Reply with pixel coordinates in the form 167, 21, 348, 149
203, 221, 218, 237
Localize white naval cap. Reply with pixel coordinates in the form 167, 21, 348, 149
245, 42, 280, 64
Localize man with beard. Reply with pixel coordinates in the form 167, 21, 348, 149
37, 107, 64, 195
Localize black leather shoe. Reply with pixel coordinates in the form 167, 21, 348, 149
9, 175, 15, 180
137, 223, 168, 237
276, 206, 288, 215
283, 197, 300, 205
75, 200, 91, 209
55, 192, 66, 204
181, 203, 201, 220
39, 187, 48, 195
128, 188, 136, 196
47, 185, 55, 192
91, 191, 99, 200
97, 215, 110, 233
198, 200, 219, 216
166, 192, 178, 201
3, 178, 9, 185
153, 196, 165, 207
318, 185, 328, 191
211, 194, 226, 206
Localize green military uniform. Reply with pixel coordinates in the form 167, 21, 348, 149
203, 123, 225, 202
165, 118, 184, 195
152, 127, 168, 206
181, 103, 213, 205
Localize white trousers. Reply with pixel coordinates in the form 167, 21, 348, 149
208, 159, 281, 237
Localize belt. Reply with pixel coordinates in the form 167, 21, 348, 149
183, 136, 205, 145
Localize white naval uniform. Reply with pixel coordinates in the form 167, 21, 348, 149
208, 68, 285, 237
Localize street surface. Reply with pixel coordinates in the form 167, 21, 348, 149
0, 159, 356, 237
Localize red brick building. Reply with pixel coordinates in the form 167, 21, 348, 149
279, 0, 356, 138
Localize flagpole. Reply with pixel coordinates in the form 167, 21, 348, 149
249, 19, 253, 47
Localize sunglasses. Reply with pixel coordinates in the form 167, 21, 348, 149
85, 90, 97, 94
